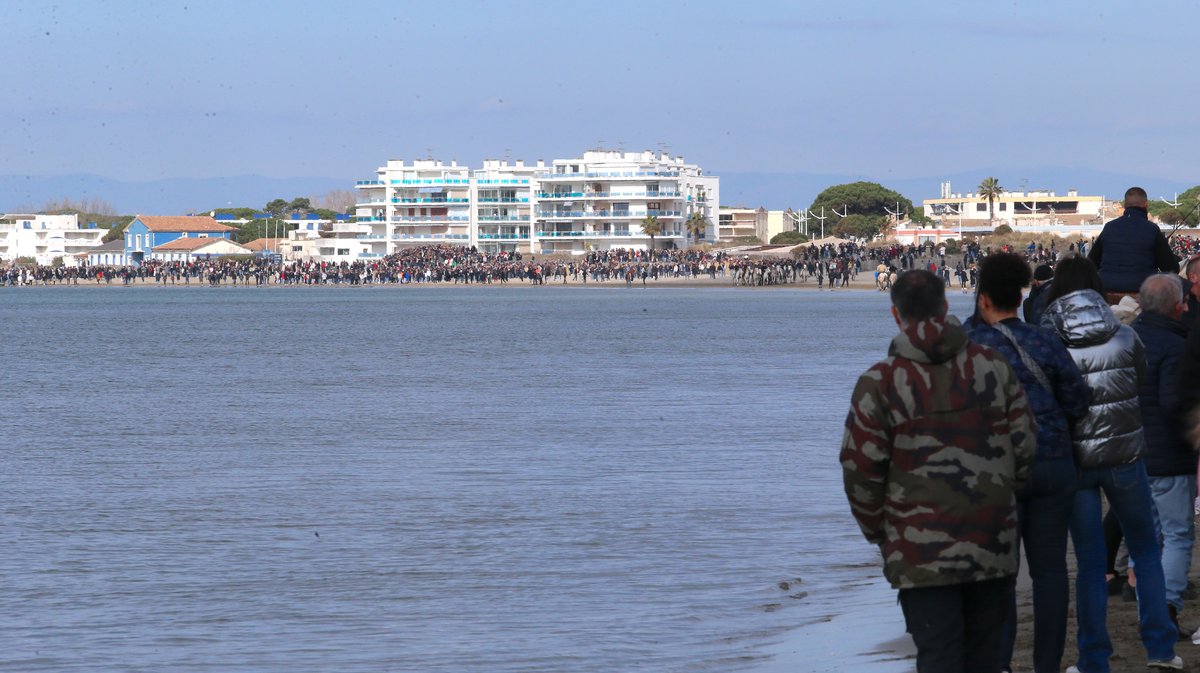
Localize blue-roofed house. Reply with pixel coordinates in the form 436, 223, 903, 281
123, 215, 238, 265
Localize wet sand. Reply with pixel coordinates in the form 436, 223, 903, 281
761, 543, 1200, 672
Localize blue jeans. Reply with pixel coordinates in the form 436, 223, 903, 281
1070, 460, 1175, 672
1000, 456, 1076, 673
1149, 474, 1197, 610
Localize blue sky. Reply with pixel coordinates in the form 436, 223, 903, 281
3, 0, 1198, 186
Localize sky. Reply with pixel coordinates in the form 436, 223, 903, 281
3, 0, 1199, 187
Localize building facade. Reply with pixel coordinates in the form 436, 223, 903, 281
352, 150, 719, 257
923, 183, 1106, 230
123, 215, 238, 265
0, 213, 106, 265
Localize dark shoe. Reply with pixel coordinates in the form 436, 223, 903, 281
1108, 574, 1126, 596
1169, 604, 1189, 641
1123, 582, 1138, 602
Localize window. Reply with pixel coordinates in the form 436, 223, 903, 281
199, 233, 208, 238
135, 234, 142, 248
976, 203, 987, 212
999, 203, 1007, 211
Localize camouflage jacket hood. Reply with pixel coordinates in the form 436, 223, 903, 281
840, 314, 1036, 590
889, 315, 969, 364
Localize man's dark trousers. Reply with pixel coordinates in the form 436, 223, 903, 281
899, 576, 1013, 673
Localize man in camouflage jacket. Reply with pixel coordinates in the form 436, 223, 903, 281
840, 269, 1036, 673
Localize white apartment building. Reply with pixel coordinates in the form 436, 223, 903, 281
352, 150, 719, 257
534, 150, 718, 254
923, 183, 1106, 229
0, 213, 106, 265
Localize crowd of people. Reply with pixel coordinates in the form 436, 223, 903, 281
842, 187, 1200, 673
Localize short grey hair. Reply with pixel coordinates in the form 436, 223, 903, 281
1139, 273, 1184, 315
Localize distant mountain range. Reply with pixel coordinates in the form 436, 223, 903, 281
0, 168, 1193, 216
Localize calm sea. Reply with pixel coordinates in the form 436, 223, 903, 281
0, 285, 974, 673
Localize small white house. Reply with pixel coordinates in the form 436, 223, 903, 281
150, 236, 252, 262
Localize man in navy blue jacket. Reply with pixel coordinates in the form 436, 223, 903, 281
1088, 187, 1180, 293
1132, 273, 1195, 638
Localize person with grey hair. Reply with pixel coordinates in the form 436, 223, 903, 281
1132, 273, 1194, 640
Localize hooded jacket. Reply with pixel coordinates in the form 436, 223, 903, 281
841, 315, 1035, 590
1041, 289, 1146, 468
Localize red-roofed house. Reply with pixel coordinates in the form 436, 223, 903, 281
150, 236, 252, 262
123, 215, 238, 265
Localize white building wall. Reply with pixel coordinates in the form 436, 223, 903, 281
350, 150, 720, 259
0, 213, 106, 264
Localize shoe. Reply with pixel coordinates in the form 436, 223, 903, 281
1109, 574, 1127, 596
1148, 655, 1184, 669
1192, 625, 1200, 645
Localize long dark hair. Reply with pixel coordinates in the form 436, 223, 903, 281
1042, 255, 1105, 305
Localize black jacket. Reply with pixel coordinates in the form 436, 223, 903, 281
1087, 207, 1180, 293
1132, 310, 1195, 476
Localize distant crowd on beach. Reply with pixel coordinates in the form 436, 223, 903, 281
2, 236, 1197, 291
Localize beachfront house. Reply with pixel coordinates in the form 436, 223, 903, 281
123, 215, 238, 266
149, 236, 252, 262
79, 239, 129, 267
0, 213, 107, 265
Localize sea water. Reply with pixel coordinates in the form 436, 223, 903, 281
0, 286, 974, 672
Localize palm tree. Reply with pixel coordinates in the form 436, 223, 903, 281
685, 212, 710, 246
640, 215, 662, 255
978, 177, 1004, 226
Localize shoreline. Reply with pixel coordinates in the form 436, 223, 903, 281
0, 274, 894, 291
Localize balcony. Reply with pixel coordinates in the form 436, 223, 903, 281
478, 215, 528, 222
355, 180, 385, 187
476, 179, 531, 185
534, 210, 682, 219
477, 233, 530, 240
390, 215, 471, 223
393, 197, 471, 204
391, 178, 471, 185
476, 197, 530, 204
537, 170, 682, 180
394, 234, 471, 240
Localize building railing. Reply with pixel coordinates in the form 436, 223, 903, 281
394, 197, 471, 204
390, 216, 471, 222
476, 197, 530, 203
534, 210, 682, 218
395, 234, 471, 240
478, 233, 530, 240
535, 191, 682, 199
391, 178, 471, 185
536, 171, 682, 179
355, 180, 385, 186
476, 179, 531, 185
478, 216, 528, 222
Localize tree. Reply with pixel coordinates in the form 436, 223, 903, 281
833, 214, 886, 239
770, 231, 807, 245
264, 199, 289, 217
978, 177, 1004, 225
288, 197, 312, 213
808, 181, 914, 239
994, 224, 1013, 235
685, 212, 710, 245
640, 215, 662, 254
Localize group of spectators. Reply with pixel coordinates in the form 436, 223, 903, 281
842, 187, 1200, 673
